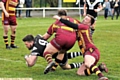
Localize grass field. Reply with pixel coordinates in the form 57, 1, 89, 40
0, 16, 120, 80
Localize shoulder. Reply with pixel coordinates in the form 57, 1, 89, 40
1, 0, 7, 3
78, 24, 89, 29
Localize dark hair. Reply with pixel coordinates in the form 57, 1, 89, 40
22, 34, 34, 42
87, 14, 95, 25
57, 9, 67, 16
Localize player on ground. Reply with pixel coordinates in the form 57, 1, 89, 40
53, 14, 108, 80
23, 34, 82, 70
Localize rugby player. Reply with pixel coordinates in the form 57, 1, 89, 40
42, 9, 81, 74
53, 14, 108, 80
1, 0, 18, 49
23, 34, 82, 71
83, 0, 103, 35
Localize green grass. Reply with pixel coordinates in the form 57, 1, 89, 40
0, 16, 120, 80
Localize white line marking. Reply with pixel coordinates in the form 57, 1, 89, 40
0, 58, 45, 68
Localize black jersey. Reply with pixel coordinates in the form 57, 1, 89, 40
85, 0, 101, 18
29, 34, 68, 65
30, 35, 48, 57
30, 35, 59, 58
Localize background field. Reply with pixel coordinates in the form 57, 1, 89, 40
0, 16, 120, 80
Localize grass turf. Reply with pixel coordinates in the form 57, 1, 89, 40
0, 16, 120, 80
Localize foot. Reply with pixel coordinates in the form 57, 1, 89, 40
98, 77, 108, 80
99, 63, 108, 73
6, 46, 12, 50
10, 45, 18, 48
44, 61, 55, 74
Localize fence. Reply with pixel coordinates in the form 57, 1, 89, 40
16, 7, 84, 18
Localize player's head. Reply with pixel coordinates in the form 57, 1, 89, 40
82, 14, 95, 26
57, 9, 67, 16
22, 34, 34, 50
22, 34, 34, 42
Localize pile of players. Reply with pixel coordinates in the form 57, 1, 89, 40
0, 0, 109, 80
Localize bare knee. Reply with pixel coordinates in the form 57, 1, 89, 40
84, 62, 91, 68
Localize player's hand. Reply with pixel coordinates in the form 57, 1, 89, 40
53, 15, 61, 20
94, 9, 98, 12
83, 13, 86, 17
94, 8, 100, 12
4, 11, 9, 17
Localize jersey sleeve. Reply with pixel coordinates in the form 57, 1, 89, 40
78, 24, 88, 30
30, 46, 40, 56
60, 18, 78, 29
47, 21, 59, 35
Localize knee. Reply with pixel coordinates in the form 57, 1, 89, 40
84, 62, 91, 68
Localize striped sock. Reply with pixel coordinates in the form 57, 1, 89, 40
67, 52, 82, 59
70, 63, 82, 69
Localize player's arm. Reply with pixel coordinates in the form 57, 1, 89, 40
24, 53, 38, 67
42, 32, 51, 40
94, 2, 103, 12
0, 2, 9, 17
83, 2, 87, 16
42, 24, 55, 40
53, 15, 78, 29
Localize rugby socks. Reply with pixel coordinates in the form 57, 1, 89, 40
67, 52, 82, 59
51, 62, 59, 71
3, 36, 9, 47
44, 52, 53, 64
84, 68, 93, 76
89, 64, 104, 78
84, 63, 108, 76
10, 35, 15, 46
70, 63, 82, 69
90, 28, 95, 35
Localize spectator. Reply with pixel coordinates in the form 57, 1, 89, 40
25, 0, 32, 17
112, 0, 120, 20
119, 0, 120, 14
110, 0, 115, 16
103, 0, 111, 19
16, 0, 25, 17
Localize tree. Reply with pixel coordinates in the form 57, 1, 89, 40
46, 0, 58, 7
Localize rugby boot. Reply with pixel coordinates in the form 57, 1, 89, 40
6, 46, 12, 50
99, 63, 108, 73
10, 44, 18, 48
44, 61, 55, 74
98, 77, 108, 80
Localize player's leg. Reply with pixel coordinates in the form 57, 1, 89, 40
10, 25, 18, 48
55, 52, 82, 70
3, 25, 11, 49
90, 21, 96, 35
84, 54, 108, 80
67, 52, 82, 59
43, 43, 59, 74
24, 54, 38, 67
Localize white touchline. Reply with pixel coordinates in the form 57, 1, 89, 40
0, 58, 45, 68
